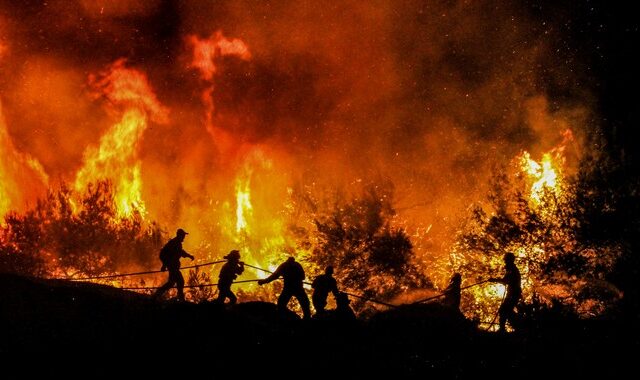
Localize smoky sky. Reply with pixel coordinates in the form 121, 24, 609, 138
0, 0, 598, 250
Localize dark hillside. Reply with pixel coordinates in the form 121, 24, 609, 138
1, 274, 634, 375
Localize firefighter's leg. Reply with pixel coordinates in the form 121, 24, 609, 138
174, 270, 185, 301
278, 288, 293, 312
296, 288, 311, 319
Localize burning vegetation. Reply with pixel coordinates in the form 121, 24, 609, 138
0, 1, 634, 325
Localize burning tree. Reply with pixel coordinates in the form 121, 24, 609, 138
297, 181, 432, 309
0, 181, 163, 278
453, 148, 622, 323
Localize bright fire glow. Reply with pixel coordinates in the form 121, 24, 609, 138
520, 151, 561, 204
74, 59, 168, 218
235, 176, 253, 233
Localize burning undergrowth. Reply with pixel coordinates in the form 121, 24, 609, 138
452, 134, 623, 324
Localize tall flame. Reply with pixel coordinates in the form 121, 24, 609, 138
74, 60, 167, 218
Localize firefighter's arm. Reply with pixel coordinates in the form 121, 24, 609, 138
331, 282, 340, 297
258, 267, 281, 285
489, 275, 506, 283
182, 250, 195, 260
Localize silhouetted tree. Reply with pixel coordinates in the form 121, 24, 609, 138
0, 180, 163, 278
300, 181, 432, 310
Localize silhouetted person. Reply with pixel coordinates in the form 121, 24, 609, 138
258, 257, 311, 319
154, 228, 194, 301
311, 265, 339, 316
216, 250, 244, 305
442, 273, 462, 310
490, 252, 522, 332
335, 292, 356, 321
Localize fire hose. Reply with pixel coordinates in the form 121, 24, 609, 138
242, 262, 398, 308
67, 260, 226, 281
66, 260, 506, 326
119, 279, 262, 290
412, 279, 492, 304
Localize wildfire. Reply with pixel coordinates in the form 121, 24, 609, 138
520, 151, 561, 204
74, 60, 168, 218
0, 0, 617, 325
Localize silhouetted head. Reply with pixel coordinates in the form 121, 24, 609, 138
325, 266, 334, 275
224, 250, 240, 261
504, 252, 516, 264
286, 256, 295, 263
336, 292, 350, 307
451, 272, 462, 284
176, 228, 188, 241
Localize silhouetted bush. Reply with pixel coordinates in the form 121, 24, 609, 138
0, 181, 163, 277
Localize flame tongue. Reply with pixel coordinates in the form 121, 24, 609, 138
520, 151, 561, 205
74, 60, 168, 218
0, 102, 49, 217
188, 32, 251, 81
187, 31, 251, 153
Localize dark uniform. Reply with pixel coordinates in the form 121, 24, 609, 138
442, 273, 462, 310
258, 257, 311, 319
311, 266, 339, 315
154, 229, 194, 301
492, 253, 522, 332
335, 292, 357, 321
216, 250, 244, 305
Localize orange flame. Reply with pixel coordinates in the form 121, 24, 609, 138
235, 175, 252, 234
187, 32, 251, 81
74, 59, 168, 218
520, 151, 561, 204
0, 101, 49, 218
187, 32, 251, 151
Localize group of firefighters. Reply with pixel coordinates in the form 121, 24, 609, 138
153, 228, 521, 332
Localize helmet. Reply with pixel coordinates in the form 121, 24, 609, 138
224, 250, 240, 260
504, 252, 516, 263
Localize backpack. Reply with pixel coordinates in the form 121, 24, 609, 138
159, 242, 172, 266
